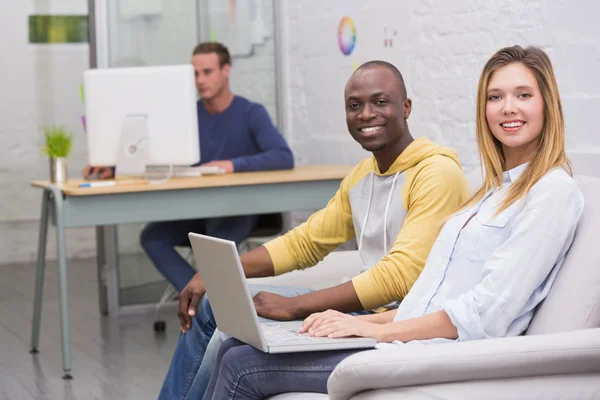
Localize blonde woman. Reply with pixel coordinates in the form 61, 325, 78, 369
202, 46, 585, 399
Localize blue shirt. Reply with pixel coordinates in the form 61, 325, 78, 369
196, 96, 294, 172
190, 96, 293, 245
385, 164, 584, 346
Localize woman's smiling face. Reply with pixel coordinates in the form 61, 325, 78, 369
485, 62, 545, 153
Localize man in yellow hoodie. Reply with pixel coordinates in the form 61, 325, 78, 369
159, 61, 470, 399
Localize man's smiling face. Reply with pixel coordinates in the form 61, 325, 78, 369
344, 65, 409, 153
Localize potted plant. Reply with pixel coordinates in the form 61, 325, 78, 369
42, 125, 73, 184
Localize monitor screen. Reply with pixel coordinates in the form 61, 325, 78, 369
83, 64, 200, 168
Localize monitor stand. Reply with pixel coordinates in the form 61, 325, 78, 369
115, 115, 148, 178
115, 115, 174, 184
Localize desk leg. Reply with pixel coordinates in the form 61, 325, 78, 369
30, 189, 50, 354
95, 226, 108, 315
103, 225, 121, 317
48, 186, 73, 379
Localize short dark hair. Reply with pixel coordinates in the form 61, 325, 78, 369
355, 60, 407, 99
192, 42, 232, 67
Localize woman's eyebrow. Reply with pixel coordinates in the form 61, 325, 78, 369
487, 85, 534, 94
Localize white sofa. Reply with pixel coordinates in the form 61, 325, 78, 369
250, 174, 600, 399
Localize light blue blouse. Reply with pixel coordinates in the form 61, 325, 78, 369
385, 163, 584, 346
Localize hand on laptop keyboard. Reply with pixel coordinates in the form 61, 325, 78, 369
262, 324, 331, 343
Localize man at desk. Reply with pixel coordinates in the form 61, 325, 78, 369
83, 42, 294, 292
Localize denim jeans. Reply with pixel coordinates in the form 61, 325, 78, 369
140, 215, 258, 292
158, 284, 314, 400
203, 338, 363, 400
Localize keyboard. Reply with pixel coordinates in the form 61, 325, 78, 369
145, 165, 225, 177
261, 323, 332, 343
173, 166, 225, 177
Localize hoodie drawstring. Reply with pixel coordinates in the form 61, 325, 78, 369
383, 172, 400, 252
358, 173, 374, 251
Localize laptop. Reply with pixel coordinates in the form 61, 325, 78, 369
188, 233, 377, 353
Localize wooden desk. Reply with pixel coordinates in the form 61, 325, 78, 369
29, 165, 352, 377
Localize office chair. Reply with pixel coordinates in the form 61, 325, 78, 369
153, 213, 284, 332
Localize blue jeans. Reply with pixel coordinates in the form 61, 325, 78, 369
158, 284, 314, 400
140, 215, 258, 292
203, 338, 363, 399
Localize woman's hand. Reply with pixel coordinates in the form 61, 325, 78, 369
300, 309, 386, 342
300, 309, 351, 333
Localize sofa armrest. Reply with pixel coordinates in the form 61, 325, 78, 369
327, 328, 600, 400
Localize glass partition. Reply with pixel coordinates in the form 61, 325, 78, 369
107, 0, 198, 67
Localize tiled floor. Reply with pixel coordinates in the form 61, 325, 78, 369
0, 258, 181, 400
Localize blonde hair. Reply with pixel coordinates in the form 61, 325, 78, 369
464, 45, 571, 213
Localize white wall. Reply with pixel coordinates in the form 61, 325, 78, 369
229, 0, 278, 122
279, 0, 600, 175
0, 0, 277, 265
0, 1, 91, 264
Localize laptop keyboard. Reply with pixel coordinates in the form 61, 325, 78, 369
261, 324, 331, 343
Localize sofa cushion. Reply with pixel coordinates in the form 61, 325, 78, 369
248, 250, 363, 290
527, 175, 600, 334
465, 167, 483, 194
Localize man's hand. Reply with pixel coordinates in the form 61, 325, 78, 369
177, 273, 206, 333
253, 291, 299, 321
202, 160, 234, 173
302, 309, 385, 341
82, 165, 114, 180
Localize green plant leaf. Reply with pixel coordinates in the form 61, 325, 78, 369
41, 125, 73, 158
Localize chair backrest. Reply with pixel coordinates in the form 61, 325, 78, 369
526, 175, 600, 334
465, 167, 483, 195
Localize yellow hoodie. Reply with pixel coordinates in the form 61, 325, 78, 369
264, 137, 470, 310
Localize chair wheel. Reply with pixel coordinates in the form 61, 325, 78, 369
154, 320, 166, 333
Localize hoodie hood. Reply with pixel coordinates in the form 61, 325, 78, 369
372, 137, 462, 176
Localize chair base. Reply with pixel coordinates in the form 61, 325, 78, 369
153, 320, 167, 333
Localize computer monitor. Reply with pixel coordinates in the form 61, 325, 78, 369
83, 64, 200, 175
